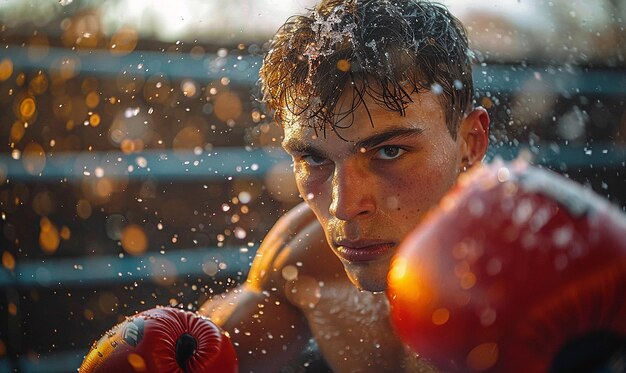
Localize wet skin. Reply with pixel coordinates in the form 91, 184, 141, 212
200, 89, 489, 372
283, 89, 490, 292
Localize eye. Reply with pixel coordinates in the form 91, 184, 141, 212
375, 146, 406, 160
302, 154, 328, 166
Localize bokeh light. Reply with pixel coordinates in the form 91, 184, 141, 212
2, 251, 16, 271
61, 11, 102, 49
264, 161, 300, 203
28, 72, 48, 94
213, 91, 242, 123
127, 353, 146, 372
85, 91, 100, 108
0, 58, 14, 81
22, 142, 46, 176
39, 217, 60, 254
120, 224, 148, 256
32, 191, 57, 216
172, 126, 204, 150
109, 26, 138, 55
76, 199, 93, 219
10, 121, 26, 143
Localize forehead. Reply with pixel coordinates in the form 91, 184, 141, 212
282, 90, 446, 145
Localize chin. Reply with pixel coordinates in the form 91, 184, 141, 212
343, 260, 390, 293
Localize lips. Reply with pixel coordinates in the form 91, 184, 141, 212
334, 240, 396, 262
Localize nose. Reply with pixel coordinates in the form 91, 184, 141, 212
328, 161, 376, 221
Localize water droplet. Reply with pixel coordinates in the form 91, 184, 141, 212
431, 83, 443, 95
496, 166, 511, 182
552, 226, 573, 247
234, 227, 247, 239
281, 265, 298, 281
136, 157, 148, 168
238, 191, 252, 204
124, 107, 140, 118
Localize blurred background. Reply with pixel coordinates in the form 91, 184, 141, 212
0, 0, 624, 371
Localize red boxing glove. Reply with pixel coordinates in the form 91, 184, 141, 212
388, 160, 626, 372
80, 307, 238, 373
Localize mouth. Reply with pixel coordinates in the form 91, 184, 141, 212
334, 240, 396, 263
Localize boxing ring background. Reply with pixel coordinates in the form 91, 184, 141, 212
1, 1, 625, 372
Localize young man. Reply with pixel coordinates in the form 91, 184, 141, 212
200, 1, 489, 371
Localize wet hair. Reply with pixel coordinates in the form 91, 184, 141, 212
259, 0, 474, 139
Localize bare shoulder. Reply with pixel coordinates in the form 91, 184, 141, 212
198, 202, 327, 372
247, 202, 344, 291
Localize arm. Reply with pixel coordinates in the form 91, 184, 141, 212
198, 203, 318, 373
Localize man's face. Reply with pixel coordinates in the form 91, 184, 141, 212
282, 90, 467, 292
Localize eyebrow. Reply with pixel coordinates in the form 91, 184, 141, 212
282, 138, 327, 158
282, 127, 425, 157
354, 127, 425, 150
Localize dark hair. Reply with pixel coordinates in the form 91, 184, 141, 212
259, 0, 474, 139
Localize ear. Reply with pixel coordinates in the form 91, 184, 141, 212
458, 107, 490, 168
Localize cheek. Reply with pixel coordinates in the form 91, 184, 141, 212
294, 165, 323, 197
293, 165, 310, 195
386, 152, 459, 215
425, 140, 462, 190
294, 165, 331, 215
